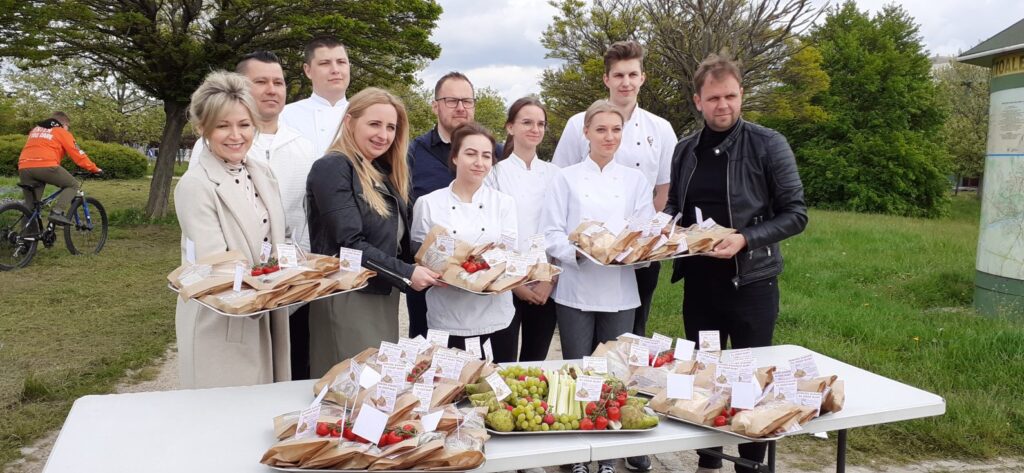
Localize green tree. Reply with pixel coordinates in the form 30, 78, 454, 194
934, 58, 989, 194
796, 1, 949, 217
0, 1, 441, 218
746, 40, 830, 128
539, 0, 821, 155
3, 61, 165, 144
474, 87, 509, 144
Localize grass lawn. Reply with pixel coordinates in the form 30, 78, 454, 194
0, 177, 180, 466
648, 195, 1024, 463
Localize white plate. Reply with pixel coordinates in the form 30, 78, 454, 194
167, 283, 367, 317
573, 244, 704, 267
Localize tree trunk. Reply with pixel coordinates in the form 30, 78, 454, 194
145, 101, 188, 219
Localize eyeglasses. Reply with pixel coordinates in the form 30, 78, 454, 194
435, 97, 476, 109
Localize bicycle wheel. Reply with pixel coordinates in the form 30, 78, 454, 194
0, 201, 39, 270
64, 197, 108, 255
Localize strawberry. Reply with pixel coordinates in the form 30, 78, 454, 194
315, 422, 329, 437
713, 415, 728, 427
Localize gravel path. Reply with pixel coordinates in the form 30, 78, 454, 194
5, 295, 1020, 473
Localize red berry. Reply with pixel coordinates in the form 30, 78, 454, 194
544, 414, 555, 425
506, 404, 514, 411
315, 422, 329, 437
713, 415, 728, 427
579, 418, 594, 430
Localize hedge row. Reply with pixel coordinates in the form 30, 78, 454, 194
0, 134, 148, 179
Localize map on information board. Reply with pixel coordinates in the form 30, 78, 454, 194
977, 87, 1024, 280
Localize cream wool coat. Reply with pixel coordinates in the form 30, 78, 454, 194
173, 149, 291, 388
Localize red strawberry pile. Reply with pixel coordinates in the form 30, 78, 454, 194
313, 420, 418, 446
460, 255, 491, 274
251, 258, 281, 276
712, 407, 743, 427
648, 349, 675, 368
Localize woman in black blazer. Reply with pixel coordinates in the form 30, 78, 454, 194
306, 87, 442, 376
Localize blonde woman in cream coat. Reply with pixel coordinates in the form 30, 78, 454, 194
174, 71, 291, 388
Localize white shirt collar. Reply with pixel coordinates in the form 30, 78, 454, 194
583, 155, 614, 174
509, 152, 540, 171
446, 181, 486, 204
310, 92, 348, 109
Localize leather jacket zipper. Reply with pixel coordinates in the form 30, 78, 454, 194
724, 150, 740, 289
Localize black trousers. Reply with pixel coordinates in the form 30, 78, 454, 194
513, 295, 557, 362
632, 261, 661, 337
446, 320, 519, 363
683, 275, 780, 473
289, 303, 311, 380
406, 289, 429, 339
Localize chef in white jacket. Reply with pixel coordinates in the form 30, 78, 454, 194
541, 100, 654, 359
411, 122, 519, 362
279, 37, 350, 158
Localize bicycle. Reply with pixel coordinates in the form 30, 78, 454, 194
0, 171, 108, 270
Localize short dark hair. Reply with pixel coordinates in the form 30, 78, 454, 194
236, 50, 281, 74
51, 111, 70, 126
449, 122, 496, 172
603, 40, 645, 74
303, 37, 346, 64
694, 53, 743, 95
433, 72, 474, 99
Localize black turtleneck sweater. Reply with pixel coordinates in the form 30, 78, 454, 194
683, 121, 738, 278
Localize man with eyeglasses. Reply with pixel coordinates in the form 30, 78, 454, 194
406, 71, 501, 338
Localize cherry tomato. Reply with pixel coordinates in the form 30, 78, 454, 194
595, 416, 609, 430
315, 422, 329, 437
579, 418, 595, 430
713, 415, 728, 427
607, 406, 621, 421
585, 401, 597, 416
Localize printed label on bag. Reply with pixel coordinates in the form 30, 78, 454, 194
338, 247, 362, 272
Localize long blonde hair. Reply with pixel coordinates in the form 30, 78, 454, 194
327, 87, 411, 217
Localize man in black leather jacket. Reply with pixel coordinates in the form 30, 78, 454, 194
664, 53, 807, 473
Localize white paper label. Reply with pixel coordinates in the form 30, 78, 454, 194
574, 375, 604, 402
730, 381, 759, 410
774, 379, 798, 401
695, 350, 720, 368
695, 207, 705, 229
797, 391, 823, 418
377, 341, 404, 365
652, 333, 673, 352
421, 409, 444, 433
434, 235, 456, 255
426, 329, 450, 348
499, 232, 518, 251
637, 337, 664, 356
259, 241, 272, 263
352, 403, 389, 445
311, 383, 329, 407
614, 246, 634, 263
412, 335, 430, 353
505, 255, 531, 277
373, 383, 399, 413
647, 212, 673, 236
397, 338, 420, 363
359, 366, 382, 389
715, 363, 755, 386
700, 217, 717, 230
673, 237, 689, 255
276, 243, 298, 268
627, 214, 648, 232
698, 330, 721, 352
482, 338, 494, 362
580, 222, 603, 237
528, 234, 546, 252
464, 337, 482, 359
485, 371, 513, 401
628, 344, 650, 367
773, 369, 795, 383
667, 373, 695, 400
413, 383, 434, 413
725, 348, 754, 368
789, 354, 820, 380
674, 338, 696, 361
338, 247, 362, 272
431, 351, 465, 380
380, 362, 409, 388
582, 356, 608, 374
233, 262, 245, 292
481, 248, 508, 266
294, 404, 322, 439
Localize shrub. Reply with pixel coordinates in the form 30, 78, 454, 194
0, 134, 147, 179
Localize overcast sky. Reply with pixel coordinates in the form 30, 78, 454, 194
418, 0, 1024, 103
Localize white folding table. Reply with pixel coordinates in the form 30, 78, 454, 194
41, 345, 944, 473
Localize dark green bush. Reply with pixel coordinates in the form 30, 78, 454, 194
0, 134, 147, 179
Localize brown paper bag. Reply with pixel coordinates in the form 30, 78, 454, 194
314, 348, 379, 404
486, 270, 530, 293
369, 438, 445, 470
431, 381, 466, 407
260, 437, 334, 466
304, 253, 341, 273
199, 287, 284, 315
731, 403, 802, 437
822, 379, 845, 414
529, 262, 560, 282
415, 225, 453, 272
442, 262, 506, 293
417, 429, 488, 470
304, 441, 370, 469
326, 267, 377, 291
267, 281, 320, 308
167, 250, 247, 288
244, 266, 318, 291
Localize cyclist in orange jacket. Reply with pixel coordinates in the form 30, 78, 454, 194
18, 112, 102, 225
